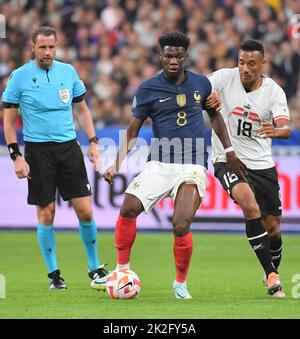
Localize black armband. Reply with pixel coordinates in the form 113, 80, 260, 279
3, 102, 19, 108
72, 93, 85, 103
7, 143, 22, 161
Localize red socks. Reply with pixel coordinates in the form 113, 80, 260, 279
115, 215, 137, 265
115, 214, 193, 283
173, 232, 193, 283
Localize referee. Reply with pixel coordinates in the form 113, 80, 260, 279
3, 26, 107, 290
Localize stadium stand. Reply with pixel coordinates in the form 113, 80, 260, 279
0, 0, 299, 136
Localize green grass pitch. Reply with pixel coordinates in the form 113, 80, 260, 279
0, 231, 299, 319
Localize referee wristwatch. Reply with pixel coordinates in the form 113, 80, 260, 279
88, 136, 99, 144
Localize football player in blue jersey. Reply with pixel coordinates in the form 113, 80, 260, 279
103, 32, 246, 299
3, 26, 108, 290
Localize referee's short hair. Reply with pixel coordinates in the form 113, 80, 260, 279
32, 26, 57, 43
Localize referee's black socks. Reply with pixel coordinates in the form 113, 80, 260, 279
246, 218, 277, 276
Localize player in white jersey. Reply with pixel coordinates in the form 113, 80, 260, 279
208, 40, 291, 298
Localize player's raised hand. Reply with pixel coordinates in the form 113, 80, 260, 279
14, 157, 31, 179
226, 152, 247, 180
103, 165, 117, 184
205, 90, 221, 111
259, 120, 276, 138
88, 142, 100, 171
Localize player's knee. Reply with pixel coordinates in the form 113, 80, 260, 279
76, 207, 93, 222
266, 217, 281, 240
39, 207, 55, 225
120, 206, 139, 219
241, 200, 260, 219
173, 221, 190, 236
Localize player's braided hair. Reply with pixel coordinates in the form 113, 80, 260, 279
158, 32, 190, 50
240, 40, 264, 57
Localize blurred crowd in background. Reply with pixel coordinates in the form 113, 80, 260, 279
0, 0, 299, 131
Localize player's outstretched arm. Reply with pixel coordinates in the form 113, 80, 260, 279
259, 119, 291, 139
103, 117, 144, 184
207, 109, 247, 179
3, 107, 31, 179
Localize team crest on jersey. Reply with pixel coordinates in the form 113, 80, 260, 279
194, 91, 201, 104
243, 110, 249, 118
243, 104, 251, 118
176, 94, 186, 107
58, 88, 70, 104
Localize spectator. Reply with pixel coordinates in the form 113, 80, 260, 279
0, 0, 299, 130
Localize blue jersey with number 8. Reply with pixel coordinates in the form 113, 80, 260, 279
132, 70, 212, 167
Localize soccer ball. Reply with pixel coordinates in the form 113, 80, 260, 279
106, 269, 141, 299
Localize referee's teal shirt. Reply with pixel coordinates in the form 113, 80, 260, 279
2, 60, 86, 142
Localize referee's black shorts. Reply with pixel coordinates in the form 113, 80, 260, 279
214, 162, 282, 217
25, 139, 91, 206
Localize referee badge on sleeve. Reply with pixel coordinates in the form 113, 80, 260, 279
58, 88, 70, 104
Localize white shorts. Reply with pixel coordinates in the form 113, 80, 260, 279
125, 161, 207, 213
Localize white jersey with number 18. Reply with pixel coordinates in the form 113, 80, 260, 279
208, 68, 290, 170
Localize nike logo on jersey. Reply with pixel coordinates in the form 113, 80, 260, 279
159, 97, 171, 103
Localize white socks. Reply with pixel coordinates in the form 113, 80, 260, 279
116, 263, 130, 270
